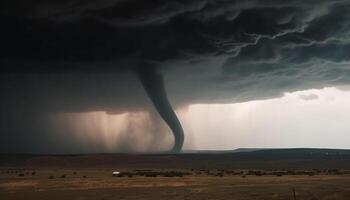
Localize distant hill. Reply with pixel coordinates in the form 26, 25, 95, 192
1, 148, 350, 170
183, 148, 269, 154
184, 148, 350, 155
244, 148, 350, 156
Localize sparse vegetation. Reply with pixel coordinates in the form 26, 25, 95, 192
106, 168, 349, 179
112, 170, 191, 178
1, 151, 350, 199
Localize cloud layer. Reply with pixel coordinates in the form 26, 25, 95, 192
1, 0, 350, 152
2, 0, 350, 103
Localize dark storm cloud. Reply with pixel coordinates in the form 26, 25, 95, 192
1, 0, 350, 152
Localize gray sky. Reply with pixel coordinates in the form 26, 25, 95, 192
54, 87, 350, 152
2, 0, 350, 153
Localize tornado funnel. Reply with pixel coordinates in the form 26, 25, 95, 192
137, 65, 184, 153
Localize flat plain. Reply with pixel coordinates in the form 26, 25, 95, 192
1, 149, 350, 200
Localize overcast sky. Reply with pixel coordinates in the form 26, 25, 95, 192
2, 0, 350, 153
179, 87, 350, 150
45, 87, 350, 153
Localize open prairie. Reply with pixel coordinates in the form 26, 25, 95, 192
1, 149, 350, 200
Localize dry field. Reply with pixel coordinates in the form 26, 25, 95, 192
1, 168, 350, 200
1, 151, 350, 200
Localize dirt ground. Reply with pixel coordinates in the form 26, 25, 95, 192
1, 169, 350, 200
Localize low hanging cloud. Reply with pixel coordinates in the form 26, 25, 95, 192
1, 0, 350, 152
299, 94, 319, 101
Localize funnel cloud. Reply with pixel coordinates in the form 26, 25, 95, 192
137, 65, 184, 152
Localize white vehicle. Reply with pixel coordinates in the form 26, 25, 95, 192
112, 171, 120, 176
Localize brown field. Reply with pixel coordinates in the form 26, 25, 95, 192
1, 151, 350, 200
1, 169, 350, 200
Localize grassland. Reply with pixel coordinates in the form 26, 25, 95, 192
1, 168, 350, 200
1, 149, 350, 200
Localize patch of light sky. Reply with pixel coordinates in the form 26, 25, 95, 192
179, 87, 350, 150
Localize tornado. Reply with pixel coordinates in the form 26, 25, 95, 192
137, 65, 184, 153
